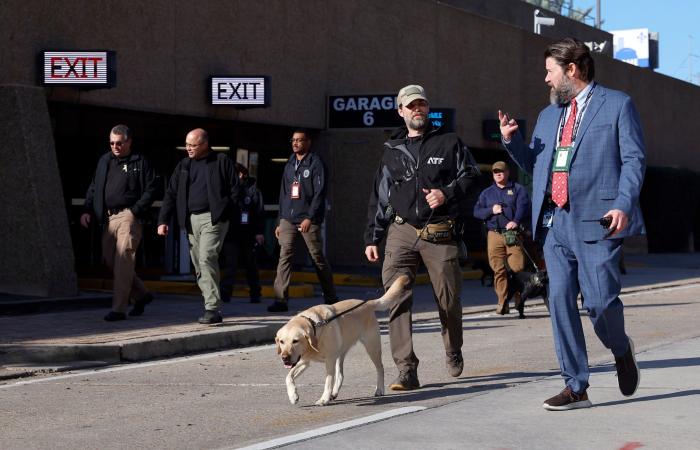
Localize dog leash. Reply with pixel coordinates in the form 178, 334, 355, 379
300, 301, 368, 336
515, 233, 540, 269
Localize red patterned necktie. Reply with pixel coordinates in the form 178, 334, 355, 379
551, 98, 577, 208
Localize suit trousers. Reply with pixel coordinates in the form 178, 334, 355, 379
102, 209, 148, 313
381, 222, 463, 372
487, 230, 525, 307
274, 219, 337, 303
188, 212, 229, 311
544, 208, 629, 393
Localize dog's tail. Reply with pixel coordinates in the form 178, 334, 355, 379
366, 275, 410, 312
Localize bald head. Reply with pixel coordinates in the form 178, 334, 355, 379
185, 128, 210, 159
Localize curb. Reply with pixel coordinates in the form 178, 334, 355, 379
3, 278, 698, 381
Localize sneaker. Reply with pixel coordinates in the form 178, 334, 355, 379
104, 311, 126, 322
542, 387, 592, 411
446, 352, 464, 377
267, 301, 289, 312
129, 293, 154, 317
615, 337, 640, 396
198, 310, 223, 324
389, 369, 420, 391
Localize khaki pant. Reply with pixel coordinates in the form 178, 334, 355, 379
487, 230, 525, 308
382, 222, 463, 372
274, 219, 337, 303
188, 212, 229, 311
102, 209, 147, 313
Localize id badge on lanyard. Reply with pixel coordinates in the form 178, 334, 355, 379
291, 181, 301, 199
240, 211, 249, 224
553, 146, 573, 173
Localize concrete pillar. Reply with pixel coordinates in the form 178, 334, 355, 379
0, 84, 78, 297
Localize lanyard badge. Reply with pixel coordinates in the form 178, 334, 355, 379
553, 146, 573, 173
291, 181, 300, 199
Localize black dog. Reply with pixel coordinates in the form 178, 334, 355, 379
472, 259, 494, 287
504, 257, 549, 319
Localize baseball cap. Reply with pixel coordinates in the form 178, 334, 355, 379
492, 161, 508, 172
397, 85, 428, 109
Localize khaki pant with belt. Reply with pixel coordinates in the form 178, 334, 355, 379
487, 230, 525, 309
381, 222, 463, 372
274, 219, 337, 303
102, 209, 148, 313
188, 212, 229, 311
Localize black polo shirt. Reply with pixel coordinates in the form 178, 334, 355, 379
104, 156, 140, 210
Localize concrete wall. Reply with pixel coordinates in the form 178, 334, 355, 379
2, 0, 699, 266
0, 85, 78, 296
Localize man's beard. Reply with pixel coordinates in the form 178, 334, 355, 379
550, 75, 577, 105
408, 114, 427, 131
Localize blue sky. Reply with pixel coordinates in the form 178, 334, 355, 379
576, 1, 700, 84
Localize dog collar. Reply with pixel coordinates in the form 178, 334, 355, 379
300, 315, 328, 336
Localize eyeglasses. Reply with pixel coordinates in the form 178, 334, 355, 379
492, 169, 504, 174
185, 143, 201, 149
110, 141, 125, 147
290, 138, 307, 144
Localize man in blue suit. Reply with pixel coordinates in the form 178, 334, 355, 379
499, 38, 644, 410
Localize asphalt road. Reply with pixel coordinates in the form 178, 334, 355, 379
1, 283, 699, 449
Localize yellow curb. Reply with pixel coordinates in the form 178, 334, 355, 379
79, 269, 480, 296
78, 279, 315, 298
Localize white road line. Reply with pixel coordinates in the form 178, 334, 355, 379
230, 406, 427, 450
0, 344, 276, 389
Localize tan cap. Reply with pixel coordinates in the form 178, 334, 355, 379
492, 161, 508, 171
397, 84, 428, 109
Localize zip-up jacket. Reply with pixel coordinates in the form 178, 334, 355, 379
365, 124, 480, 245
158, 152, 240, 229
277, 152, 328, 225
239, 176, 265, 234
83, 152, 158, 225
473, 181, 531, 231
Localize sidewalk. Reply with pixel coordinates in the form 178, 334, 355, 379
1, 253, 699, 380
268, 335, 700, 450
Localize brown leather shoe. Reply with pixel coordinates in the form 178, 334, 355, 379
542, 387, 592, 411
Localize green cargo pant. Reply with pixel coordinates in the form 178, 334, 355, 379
188, 212, 229, 311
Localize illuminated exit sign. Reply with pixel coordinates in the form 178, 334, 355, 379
41, 50, 116, 87
210, 76, 270, 107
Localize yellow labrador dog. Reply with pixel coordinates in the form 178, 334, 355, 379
275, 275, 409, 406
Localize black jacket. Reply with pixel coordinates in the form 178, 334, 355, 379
238, 176, 265, 234
277, 152, 328, 225
158, 152, 240, 228
83, 152, 158, 225
365, 124, 480, 245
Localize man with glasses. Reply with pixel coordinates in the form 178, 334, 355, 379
473, 161, 531, 315
158, 128, 240, 324
267, 129, 337, 312
80, 124, 158, 321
